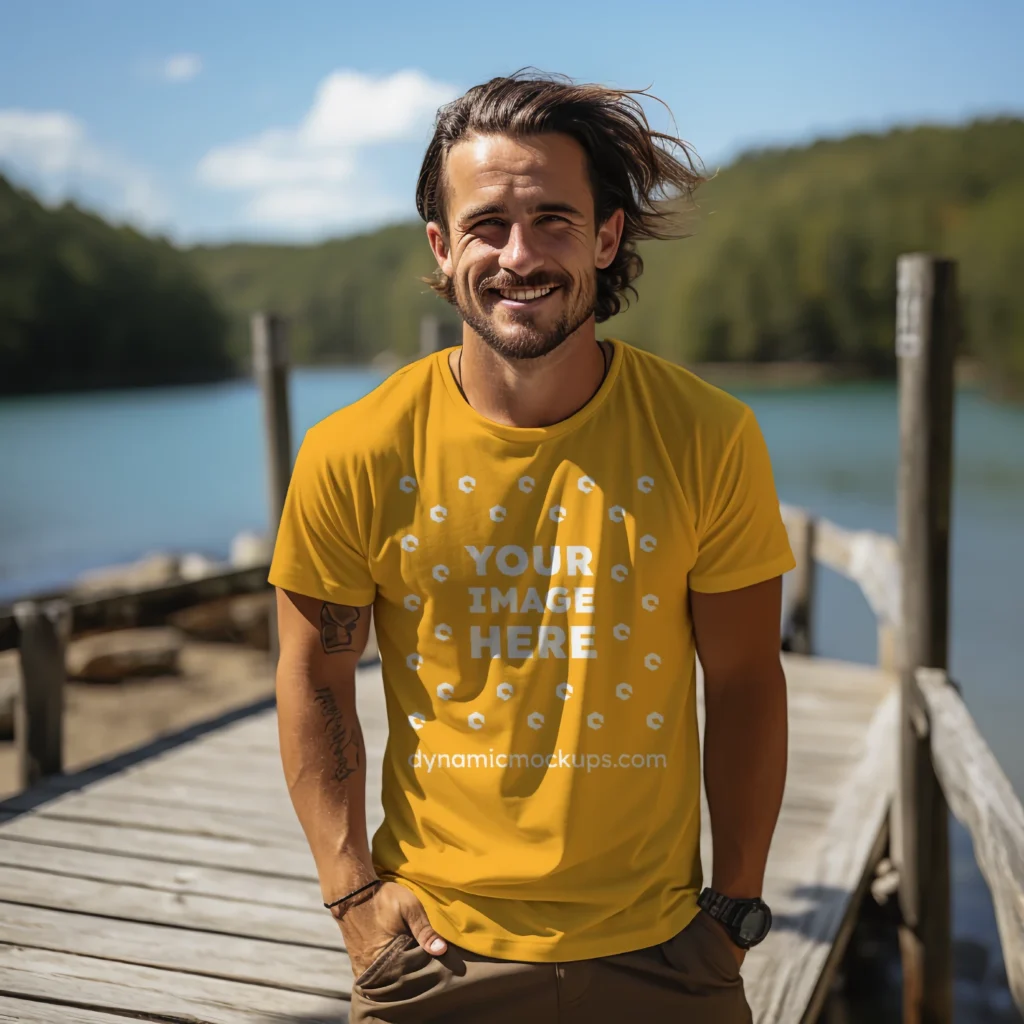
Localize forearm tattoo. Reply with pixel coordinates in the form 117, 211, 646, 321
320, 603, 361, 654
313, 686, 361, 783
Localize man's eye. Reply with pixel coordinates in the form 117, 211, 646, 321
539, 215, 569, 224
474, 218, 503, 228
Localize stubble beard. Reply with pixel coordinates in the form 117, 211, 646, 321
452, 271, 598, 361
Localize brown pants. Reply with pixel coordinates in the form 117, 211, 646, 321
350, 910, 752, 1024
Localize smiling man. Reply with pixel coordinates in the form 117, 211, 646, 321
269, 71, 795, 1023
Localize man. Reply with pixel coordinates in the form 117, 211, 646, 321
270, 71, 795, 1023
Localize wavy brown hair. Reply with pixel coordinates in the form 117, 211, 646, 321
415, 70, 705, 322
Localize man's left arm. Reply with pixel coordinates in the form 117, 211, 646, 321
691, 576, 788, 954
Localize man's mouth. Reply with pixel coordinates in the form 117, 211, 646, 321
490, 285, 560, 306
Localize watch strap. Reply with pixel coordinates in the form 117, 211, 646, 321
699, 888, 756, 927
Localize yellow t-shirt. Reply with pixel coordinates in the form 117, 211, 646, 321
269, 338, 795, 962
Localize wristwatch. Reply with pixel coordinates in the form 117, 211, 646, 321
697, 888, 773, 949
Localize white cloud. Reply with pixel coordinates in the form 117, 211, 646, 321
162, 53, 202, 83
197, 69, 458, 232
247, 186, 402, 225
0, 109, 167, 228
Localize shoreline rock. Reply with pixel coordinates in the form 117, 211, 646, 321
66, 627, 184, 683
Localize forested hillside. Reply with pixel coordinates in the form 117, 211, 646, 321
611, 117, 1024, 387
0, 175, 232, 395
188, 223, 452, 367
189, 117, 1024, 393
3, 117, 1023, 396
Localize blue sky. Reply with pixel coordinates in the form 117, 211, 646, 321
1, 0, 1021, 244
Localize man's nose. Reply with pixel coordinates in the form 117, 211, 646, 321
498, 223, 545, 279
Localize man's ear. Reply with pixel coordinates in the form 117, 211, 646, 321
426, 222, 454, 278
595, 209, 625, 270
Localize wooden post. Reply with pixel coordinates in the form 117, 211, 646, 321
420, 315, 461, 356
892, 254, 957, 1023
252, 312, 292, 662
252, 312, 293, 528
13, 599, 71, 789
420, 314, 441, 357
784, 510, 816, 656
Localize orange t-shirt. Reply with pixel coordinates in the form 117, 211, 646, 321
269, 339, 795, 961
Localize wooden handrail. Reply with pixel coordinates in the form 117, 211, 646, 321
0, 564, 271, 654
780, 503, 901, 669
917, 668, 1024, 1013
778, 506, 1023, 1015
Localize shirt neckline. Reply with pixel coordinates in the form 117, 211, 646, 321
435, 338, 625, 444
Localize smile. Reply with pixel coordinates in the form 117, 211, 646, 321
492, 285, 560, 304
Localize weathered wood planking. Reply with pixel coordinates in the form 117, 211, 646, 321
0, 864, 331, 945
0, 993, 159, 1024
918, 668, 1024, 1012
0, 946, 349, 1024
0, 901, 348, 994
0, 837, 319, 908
0, 653, 895, 1023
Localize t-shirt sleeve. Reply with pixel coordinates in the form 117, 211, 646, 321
267, 428, 377, 607
688, 408, 796, 594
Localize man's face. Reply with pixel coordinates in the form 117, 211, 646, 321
427, 132, 623, 360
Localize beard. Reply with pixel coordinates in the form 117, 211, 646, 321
452, 269, 597, 361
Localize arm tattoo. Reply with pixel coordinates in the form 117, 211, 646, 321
320, 603, 361, 654
313, 686, 361, 783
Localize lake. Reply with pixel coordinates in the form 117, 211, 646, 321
1, 366, 1022, 1017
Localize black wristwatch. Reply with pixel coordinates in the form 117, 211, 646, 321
697, 888, 773, 950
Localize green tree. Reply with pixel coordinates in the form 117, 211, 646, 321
0, 175, 232, 395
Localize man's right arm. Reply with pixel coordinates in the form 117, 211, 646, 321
274, 587, 448, 974
275, 588, 376, 903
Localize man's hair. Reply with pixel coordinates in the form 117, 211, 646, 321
415, 70, 705, 322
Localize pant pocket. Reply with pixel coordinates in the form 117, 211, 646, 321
661, 911, 741, 986
354, 933, 416, 990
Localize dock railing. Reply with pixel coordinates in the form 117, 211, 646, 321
0, 256, 1021, 1021
778, 254, 1024, 1020
778, 502, 1024, 1016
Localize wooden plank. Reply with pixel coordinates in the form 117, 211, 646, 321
17, 772, 298, 817
919, 668, 1024, 1013
92, 753, 295, 792
0, 816, 317, 878
0, 864, 331, 946
112, 753, 385, 806
0, 901, 349, 996
0, 945, 349, 1024
800, 819, 890, 1023
747, 690, 898, 1023
0, 836, 319, 909
2, 793, 307, 846
0, 993, 151, 1024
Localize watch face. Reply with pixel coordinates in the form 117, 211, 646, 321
738, 905, 771, 945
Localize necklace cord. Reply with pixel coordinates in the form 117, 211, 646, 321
455, 340, 611, 411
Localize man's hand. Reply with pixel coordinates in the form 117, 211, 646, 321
338, 881, 448, 979
702, 911, 746, 969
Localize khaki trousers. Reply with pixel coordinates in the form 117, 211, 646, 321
350, 910, 752, 1024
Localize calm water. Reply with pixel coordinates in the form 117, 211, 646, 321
1, 369, 1022, 1015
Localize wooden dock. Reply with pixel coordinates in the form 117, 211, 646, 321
0, 255, 1021, 1022
0, 650, 896, 1024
